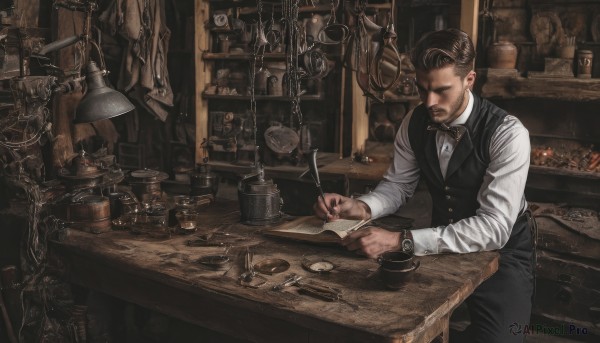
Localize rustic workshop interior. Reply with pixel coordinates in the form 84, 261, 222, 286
0, 0, 599, 342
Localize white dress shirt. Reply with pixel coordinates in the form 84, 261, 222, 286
359, 91, 530, 255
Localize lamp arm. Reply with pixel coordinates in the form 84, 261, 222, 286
52, 78, 84, 94
88, 39, 107, 73
37, 35, 81, 55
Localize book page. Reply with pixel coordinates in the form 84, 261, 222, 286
274, 216, 327, 235
267, 217, 366, 239
323, 219, 366, 238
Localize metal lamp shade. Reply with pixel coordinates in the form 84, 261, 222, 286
74, 61, 135, 123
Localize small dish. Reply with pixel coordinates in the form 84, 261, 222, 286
253, 258, 290, 275
198, 255, 230, 270
302, 258, 335, 273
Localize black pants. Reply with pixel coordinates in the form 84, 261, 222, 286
450, 211, 535, 343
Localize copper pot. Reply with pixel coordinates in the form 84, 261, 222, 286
127, 169, 168, 201
68, 195, 110, 222
488, 41, 518, 69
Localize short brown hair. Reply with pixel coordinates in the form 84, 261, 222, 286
410, 28, 476, 78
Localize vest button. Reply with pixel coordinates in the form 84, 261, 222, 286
449, 219, 454, 223
448, 208, 453, 213
445, 195, 451, 200
444, 186, 450, 191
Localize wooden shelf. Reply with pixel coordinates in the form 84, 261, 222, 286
529, 165, 600, 180
202, 52, 340, 61
237, 4, 333, 15
478, 73, 600, 102
202, 52, 287, 60
202, 93, 323, 101
365, 3, 393, 9
208, 152, 341, 179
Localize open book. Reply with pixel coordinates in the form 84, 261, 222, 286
264, 216, 369, 244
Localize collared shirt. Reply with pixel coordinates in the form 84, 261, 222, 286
438, 89, 474, 178
359, 91, 530, 256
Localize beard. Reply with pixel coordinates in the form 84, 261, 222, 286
429, 87, 468, 124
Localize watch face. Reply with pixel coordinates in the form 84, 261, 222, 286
402, 238, 414, 253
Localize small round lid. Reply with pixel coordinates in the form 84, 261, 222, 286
129, 169, 168, 183
131, 169, 159, 179
73, 194, 108, 204
244, 178, 278, 194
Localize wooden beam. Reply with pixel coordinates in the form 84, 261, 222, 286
351, 74, 368, 154
195, 0, 211, 164
479, 75, 600, 102
460, 0, 479, 49
14, 0, 39, 27
51, 7, 81, 168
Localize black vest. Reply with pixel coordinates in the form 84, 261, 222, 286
408, 94, 508, 227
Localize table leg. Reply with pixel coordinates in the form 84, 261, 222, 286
430, 313, 450, 343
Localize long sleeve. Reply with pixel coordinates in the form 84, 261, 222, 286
360, 112, 530, 256
412, 115, 530, 255
358, 111, 421, 218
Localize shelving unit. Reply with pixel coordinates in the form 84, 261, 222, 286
478, 74, 600, 102
202, 52, 287, 60
195, 0, 481, 164
201, 93, 323, 101
194, 0, 345, 166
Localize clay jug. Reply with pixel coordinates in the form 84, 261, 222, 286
487, 41, 518, 69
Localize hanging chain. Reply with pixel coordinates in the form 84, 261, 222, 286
249, 0, 265, 152
286, 0, 302, 128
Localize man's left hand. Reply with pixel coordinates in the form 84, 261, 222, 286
341, 227, 401, 259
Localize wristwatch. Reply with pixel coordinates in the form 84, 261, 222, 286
399, 229, 414, 254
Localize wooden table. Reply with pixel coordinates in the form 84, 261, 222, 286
51, 202, 498, 343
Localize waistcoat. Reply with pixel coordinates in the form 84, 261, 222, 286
408, 94, 507, 226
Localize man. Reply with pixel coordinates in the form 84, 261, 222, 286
314, 29, 534, 343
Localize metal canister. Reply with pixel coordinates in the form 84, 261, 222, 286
190, 164, 219, 197
127, 169, 168, 201
577, 50, 593, 78
238, 168, 282, 225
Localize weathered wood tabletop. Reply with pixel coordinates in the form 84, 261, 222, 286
51, 201, 498, 343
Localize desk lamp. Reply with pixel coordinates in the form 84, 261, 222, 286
74, 60, 134, 123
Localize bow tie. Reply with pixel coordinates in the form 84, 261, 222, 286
426, 123, 467, 142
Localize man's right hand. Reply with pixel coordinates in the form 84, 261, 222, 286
313, 193, 372, 222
